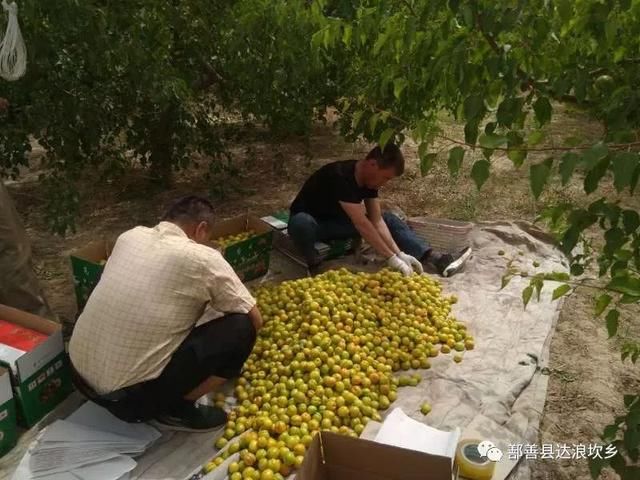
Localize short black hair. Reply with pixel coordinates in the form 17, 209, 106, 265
161, 195, 215, 224
366, 143, 404, 176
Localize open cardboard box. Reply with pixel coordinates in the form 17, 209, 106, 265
297, 431, 458, 480
210, 214, 273, 282
0, 305, 73, 427
0, 367, 17, 457
69, 238, 115, 312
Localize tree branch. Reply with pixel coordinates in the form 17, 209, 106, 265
366, 103, 640, 153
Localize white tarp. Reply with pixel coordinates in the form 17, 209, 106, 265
1, 221, 567, 480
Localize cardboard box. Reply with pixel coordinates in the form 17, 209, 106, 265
211, 214, 273, 282
69, 239, 114, 312
0, 367, 17, 457
0, 305, 73, 427
297, 431, 458, 480
261, 211, 355, 267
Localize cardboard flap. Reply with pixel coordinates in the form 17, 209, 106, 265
0, 368, 12, 404
15, 330, 64, 381
318, 432, 452, 480
298, 431, 327, 480
0, 305, 64, 381
70, 238, 113, 262
0, 305, 59, 335
210, 214, 272, 239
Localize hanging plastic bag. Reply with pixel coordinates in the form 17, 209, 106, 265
0, 0, 26, 81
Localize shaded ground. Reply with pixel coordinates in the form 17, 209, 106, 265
6, 103, 640, 479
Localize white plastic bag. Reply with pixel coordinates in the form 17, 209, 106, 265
0, 0, 26, 81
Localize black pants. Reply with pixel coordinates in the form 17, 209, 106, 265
71, 312, 256, 422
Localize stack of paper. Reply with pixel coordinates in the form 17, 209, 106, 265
374, 408, 461, 462
12, 401, 161, 480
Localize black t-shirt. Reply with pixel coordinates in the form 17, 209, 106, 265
290, 160, 378, 221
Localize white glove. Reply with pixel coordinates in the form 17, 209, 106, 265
397, 251, 424, 274
386, 254, 413, 276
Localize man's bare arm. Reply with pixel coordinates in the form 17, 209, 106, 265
339, 201, 395, 259
365, 198, 400, 255
247, 305, 263, 331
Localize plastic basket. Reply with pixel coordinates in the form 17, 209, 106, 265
407, 217, 473, 254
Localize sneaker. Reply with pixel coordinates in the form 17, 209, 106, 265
435, 247, 472, 277
152, 401, 227, 433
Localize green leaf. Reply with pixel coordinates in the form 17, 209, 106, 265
607, 276, 640, 296
471, 160, 490, 189
631, 164, 640, 194
588, 458, 606, 479
448, 147, 465, 176
379, 128, 395, 149
623, 210, 640, 234
464, 120, 479, 145
543, 272, 571, 281
582, 142, 609, 169
393, 78, 408, 100
533, 97, 552, 125
603, 423, 619, 440
584, 157, 610, 194
570, 263, 585, 276
463, 94, 484, 121
624, 427, 640, 452
604, 227, 626, 255
619, 294, 640, 304
369, 113, 380, 134
507, 149, 527, 167
420, 152, 437, 176
552, 284, 571, 300
461, 5, 474, 28
352, 110, 364, 129
606, 309, 620, 337
595, 294, 612, 316
624, 395, 638, 409
530, 161, 552, 199
556, 0, 572, 22
342, 26, 352, 46
527, 130, 545, 146
560, 152, 580, 186
497, 97, 523, 127
478, 133, 507, 149
501, 275, 512, 289
612, 152, 639, 192
522, 285, 533, 307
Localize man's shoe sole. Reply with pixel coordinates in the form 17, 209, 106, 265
443, 247, 472, 277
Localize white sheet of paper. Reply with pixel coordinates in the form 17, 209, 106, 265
39, 420, 146, 447
71, 456, 137, 480
30, 448, 122, 475
66, 402, 160, 445
374, 408, 461, 461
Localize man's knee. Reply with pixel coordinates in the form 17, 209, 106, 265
382, 211, 405, 230
288, 212, 318, 241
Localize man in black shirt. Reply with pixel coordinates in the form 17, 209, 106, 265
289, 143, 471, 276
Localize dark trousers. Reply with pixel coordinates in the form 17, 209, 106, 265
287, 211, 431, 267
71, 312, 256, 422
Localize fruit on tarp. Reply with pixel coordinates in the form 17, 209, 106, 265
203, 268, 474, 478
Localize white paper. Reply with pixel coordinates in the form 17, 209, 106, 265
0, 343, 24, 372
66, 401, 160, 445
12, 401, 159, 479
71, 455, 136, 480
374, 408, 461, 461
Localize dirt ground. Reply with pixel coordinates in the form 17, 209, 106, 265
6, 104, 640, 479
